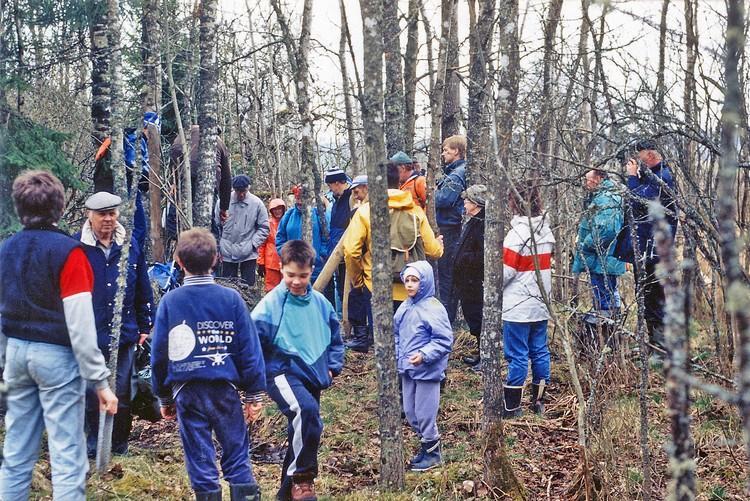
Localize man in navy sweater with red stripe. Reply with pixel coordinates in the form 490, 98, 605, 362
151, 228, 266, 501
0, 171, 118, 500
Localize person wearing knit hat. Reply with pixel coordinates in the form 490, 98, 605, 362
391, 151, 427, 210
325, 169, 354, 307
257, 197, 287, 292
452, 184, 488, 368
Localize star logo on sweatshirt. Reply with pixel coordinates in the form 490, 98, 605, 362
195, 352, 230, 366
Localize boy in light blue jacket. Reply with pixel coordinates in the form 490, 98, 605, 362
394, 261, 453, 472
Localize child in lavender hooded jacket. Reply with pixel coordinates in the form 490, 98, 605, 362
394, 261, 453, 472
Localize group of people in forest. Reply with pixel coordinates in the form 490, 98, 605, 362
0, 131, 677, 501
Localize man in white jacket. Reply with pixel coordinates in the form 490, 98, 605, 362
502, 185, 555, 418
216, 175, 270, 286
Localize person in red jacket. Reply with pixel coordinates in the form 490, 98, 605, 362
258, 198, 287, 291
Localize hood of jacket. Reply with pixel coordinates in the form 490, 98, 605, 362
387, 189, 415, 210
400, 260, 435, 304
269, 197, 286, 212
80, 219, 126, 247
509, 214, 556, 246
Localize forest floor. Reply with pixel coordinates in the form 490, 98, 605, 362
15, 320, 744, 500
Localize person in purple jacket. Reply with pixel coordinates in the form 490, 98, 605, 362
394, 261, 453, 472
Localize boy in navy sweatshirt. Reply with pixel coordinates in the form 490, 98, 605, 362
252, 240, 344, 501
151, 228, 266, 501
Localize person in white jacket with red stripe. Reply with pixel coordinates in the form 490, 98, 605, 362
502, 185, 555, 418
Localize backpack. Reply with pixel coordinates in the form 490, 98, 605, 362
390, 209, 426, 282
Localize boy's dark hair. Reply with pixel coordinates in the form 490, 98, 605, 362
591, 169, 608, 179
509, 182, 543, 217
280, 239, 316, 268
386, 162, 400, 189
175, 228, 217, 274
12, 170, 66, 227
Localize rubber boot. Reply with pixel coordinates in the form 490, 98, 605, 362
195, 489, 222, 501
410, 440, 442, 471
344, 325, 370, 353
502, 385, 523, 418
530, 380, 546, 415
230, 483, 261, 501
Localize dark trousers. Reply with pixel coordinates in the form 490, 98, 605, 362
86, 343, 135, 456
335, 263, 347, 307
222, 259, 257, 286
457, 289, 483, 339
437, 225, 461, 322
175, 381, 256, 493
267, 374, 322, 500
637, 262, 666, 348
348, 286, 372, 334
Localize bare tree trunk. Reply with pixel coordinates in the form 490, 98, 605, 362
652, 206, 696, 501
483, 0, 525, 496
441, 0, 460, 138
271, 0, 326, 243
194, 0, 219, 229
656, 0, 670, 113
403, 0, 419, 153
383, 0, 405, 155
142, 0, 163, 261
717, 0, 750, 473
426, 0, 455, 230
90, 1, 111, 150
96, 0, 129, 472
339, 0, 360, 173
359, 0, 404, 490
466, 0, 496, 185
166, 49, 192, 230
683, 0, 698, 194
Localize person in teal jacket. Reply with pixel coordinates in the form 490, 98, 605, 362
571, 170, 625, 312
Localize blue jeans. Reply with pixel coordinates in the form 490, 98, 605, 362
0, 338, 88, 500
589, 273, 621, 311
175, 381, 256, 493
503, 320, 550, 387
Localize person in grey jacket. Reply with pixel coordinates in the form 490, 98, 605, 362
216, 175, 270, 286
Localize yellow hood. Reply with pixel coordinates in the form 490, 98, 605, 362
387, 189, 415, 210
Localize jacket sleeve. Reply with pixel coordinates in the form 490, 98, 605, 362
416, 176, 428, 208
434, 172, 464, 209
502, 247, 518, 285
627, 166, 672, 201
134, 245, 154, 333
251, 202, 270, 251
419, 212, 444, 259
233, 294, 267, 398
250, 296, 276, 350
275, 211, 290, 257
417, 303, 454, 364
150, 300, 172, 404
258, 235, 267, 266
342, 209, 367, 286
327, 307, 345, 376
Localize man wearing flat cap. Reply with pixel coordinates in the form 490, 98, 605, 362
452, 184, 487, 367
75, 191, 154, 457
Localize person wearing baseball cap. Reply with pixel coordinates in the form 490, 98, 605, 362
390, 151, 427, 210
75, 191, 154, 457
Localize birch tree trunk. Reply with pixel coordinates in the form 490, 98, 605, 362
339, 0, 360, 173
90, 1, 110, 150
142, 0, 163, 261
652, 205, 696, 501
360, 0, 404, 490
717, 0, 750, 473
403, 0, 419, 153
441, 0, 460, 138
483, 1, 525, 496
383, 0, 405, 155
195, 0, 219, 229
466, 0, 495, 185
656, 0, 670, 114
96, 0, 131, 472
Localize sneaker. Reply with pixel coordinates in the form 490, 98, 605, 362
291, 481, 317, 501
410, 440, 442, 472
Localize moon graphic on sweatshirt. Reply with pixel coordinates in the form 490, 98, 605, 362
168, 323, 196, 361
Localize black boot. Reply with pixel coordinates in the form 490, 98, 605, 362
230, 483, 261, 501
195, 489, 222, 501
344, 326, 370, 353
503, 385, 523, 418
530, 381, 546, 415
